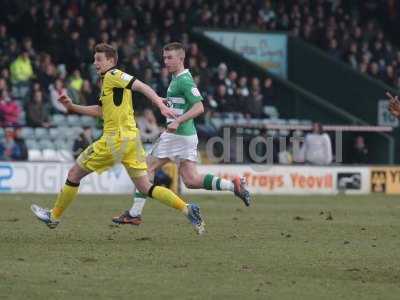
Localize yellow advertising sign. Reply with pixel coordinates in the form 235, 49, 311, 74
371, 168, 400, 194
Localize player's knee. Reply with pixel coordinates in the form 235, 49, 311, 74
67, 165, 86, 183
67, 168, 81, 183
182, 175, 199, 189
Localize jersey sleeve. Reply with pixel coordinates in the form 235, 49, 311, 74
181, 79, 203, 105
104, 69, 136, 89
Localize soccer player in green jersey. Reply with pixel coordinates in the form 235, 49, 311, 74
113, 42, 251, 225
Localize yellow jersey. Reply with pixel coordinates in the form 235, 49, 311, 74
99, 68, 137, 137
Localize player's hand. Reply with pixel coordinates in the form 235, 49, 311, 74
167, 120, 180, 133
58, 93, 73, 111
386, 92, 400, 118
160, 104, 177, 119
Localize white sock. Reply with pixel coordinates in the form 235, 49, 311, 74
129, 192, 147, 217
213, 177, 234, 192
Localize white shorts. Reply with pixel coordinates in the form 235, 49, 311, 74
151, 132, 198, 162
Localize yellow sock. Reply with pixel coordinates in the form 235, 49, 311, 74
51, 180, 79, 220
150, 186, 188, 213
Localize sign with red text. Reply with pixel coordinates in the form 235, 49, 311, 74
181, 165, 370, 195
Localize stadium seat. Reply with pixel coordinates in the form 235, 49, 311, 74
53, 137, 70, 150
34, 128, 49, 139
25, 139, 40, 149
57, 150, 74, 162
293, 130, 304, 138
249, 118, 262, 126
21, 127, 34, 139
53, 114, 66, 126
288, 119, 301, 126
49, 127, 61, 140
19, 110, 26, 125
93, 128, 102, 139
67, 115, 80, 126
66, 126, 82, 139
28, 149, 43, 161
42, 149, 59, 161
210, 118, 223, 130
80, 115, 96, 127
267, 130, 278, 137
236, 118, 247, 126
56, 126, 70, 139
300, 119, 313, 126
263, 106, 279, 118
38, 139, 55, 150
279, 129, 290, 137
270, 118, 287, 125
253, 129, 261, 135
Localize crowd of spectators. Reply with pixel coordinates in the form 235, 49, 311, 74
0, 0, 280, 132
193, 0, 400, 88
0, 0, 387, 164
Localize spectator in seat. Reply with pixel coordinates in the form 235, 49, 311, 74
299, 123, 333, 165
212, 63, 228, 87
350, 135, 369, 164
247, 85, 264, 118
12, 127, 28, 161
27, 90, 51, 128
236, 76, 250, 112
262, 77, 276, 106
0, 89, 20, 127
72, 126, 93, 159
10, 51, 34, 84
225, 70, 238, 97
156, 67, 170, 96
79, 79, 97, 106
0, 127, 26, 161
214, 84, 233, 113
49, 78, 68, 113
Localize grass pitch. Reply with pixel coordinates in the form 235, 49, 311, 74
1, 194, 400, 299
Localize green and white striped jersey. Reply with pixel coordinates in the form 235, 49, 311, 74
166, 69, 203, 136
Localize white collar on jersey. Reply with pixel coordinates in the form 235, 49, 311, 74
175, 69, 189, 77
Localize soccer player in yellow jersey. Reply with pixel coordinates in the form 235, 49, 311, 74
31, 43, 205, 234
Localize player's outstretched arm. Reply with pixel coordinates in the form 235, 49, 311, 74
131, 79, 176, 119
58, 94, 102, 117
167, 102, 204, 132
386, 92, 400, 119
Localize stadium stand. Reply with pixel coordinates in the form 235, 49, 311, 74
0, 0, 398, 163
